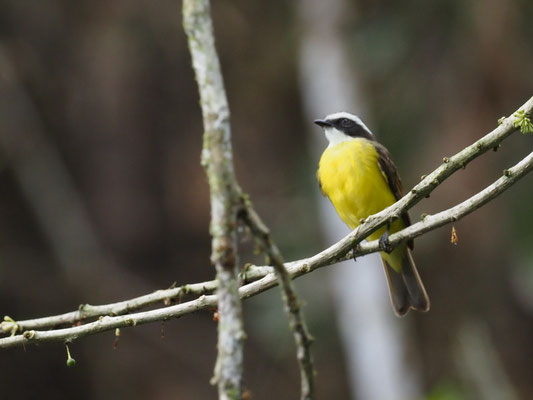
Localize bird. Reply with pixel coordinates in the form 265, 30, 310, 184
315, 112, 430, 316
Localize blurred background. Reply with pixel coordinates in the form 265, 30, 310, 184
1, 0, 533, 399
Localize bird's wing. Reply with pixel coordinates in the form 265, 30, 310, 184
375, 143, 414, 249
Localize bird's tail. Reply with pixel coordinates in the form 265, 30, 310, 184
381, 247, 430, 317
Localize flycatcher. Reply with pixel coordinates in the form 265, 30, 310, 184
315, 112, 430, 316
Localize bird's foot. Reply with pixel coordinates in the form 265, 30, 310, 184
351, 245, 360, 262
379, 230, 393, 253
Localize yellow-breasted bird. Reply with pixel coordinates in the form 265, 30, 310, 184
315, 112, 430, 316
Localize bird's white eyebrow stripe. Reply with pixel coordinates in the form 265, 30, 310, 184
325, 111, 358, 121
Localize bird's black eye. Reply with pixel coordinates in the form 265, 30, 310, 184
340, 118, 352, 127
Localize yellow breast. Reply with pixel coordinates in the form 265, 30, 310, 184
317, 138, 401, 238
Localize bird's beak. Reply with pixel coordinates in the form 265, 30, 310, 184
314, 119, 332, 128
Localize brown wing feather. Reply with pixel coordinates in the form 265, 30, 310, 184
375, 143, 414, 250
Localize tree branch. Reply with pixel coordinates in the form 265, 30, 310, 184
183, 0, 243, 397
1, 281, 218, 334
184, 1, 317, 397
2, 111, 532, 350
358, 150, 533, 256
0, 266, 273, 335
0, 294, 217, 348
238, 198, 315, 400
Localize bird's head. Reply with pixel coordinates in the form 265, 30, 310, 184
314, 112, 374, 146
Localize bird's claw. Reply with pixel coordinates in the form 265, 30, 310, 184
351, 244, 361, 262
379, 231, 393, 253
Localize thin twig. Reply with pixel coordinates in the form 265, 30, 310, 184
2, 145, 532, 350
1, 281, 218, 333
238, 198, 315, 400
183, 0, 243, 398
0, 295, 217, 348
0, 265, 271, 335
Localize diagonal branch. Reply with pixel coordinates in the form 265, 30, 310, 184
0, 294, 218, 347
358, 150, 533, 256
238, 198, 315, 400
0, 266, 272, 334
1, 281, 218, 334
2, 134, 532, 350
